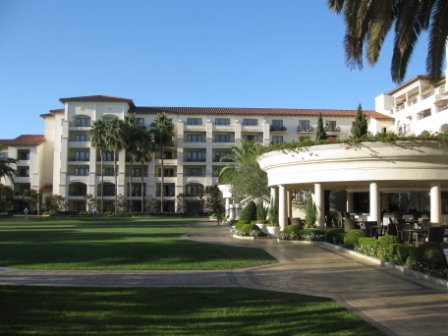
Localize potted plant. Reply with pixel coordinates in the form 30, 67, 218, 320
255, 201, 269, 232
304, 196, 317, 229
266, 198, 280, 237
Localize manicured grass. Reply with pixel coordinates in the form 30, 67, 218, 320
0, 219, 276, 270
0, 286, 384, 336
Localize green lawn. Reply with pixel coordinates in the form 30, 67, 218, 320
0, 286, 384, 336
0, 218, 276, 270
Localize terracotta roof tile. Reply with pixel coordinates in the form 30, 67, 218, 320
60, 95, 135, 108
0, 135, 45, 147
130, 106, 393, 120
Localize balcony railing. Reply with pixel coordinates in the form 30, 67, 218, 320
213, 157, 233, 162
155, 173, 176, 177
69, 122, 92, 127
185, 173, 205, 177
127, 192, 146, 197
156, 192, 175, 197
185, 157, 206, 162
68, 157, 90, 162
297, 126, 314, 133
126, 172, 148, 177
270, 126, 287, 132
68, 191, 87, 196
325, 125, 341, 132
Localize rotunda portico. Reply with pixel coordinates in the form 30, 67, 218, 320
257, 141, 448, 230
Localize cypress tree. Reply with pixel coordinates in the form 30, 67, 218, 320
352, 103, 368, 138
315, 113, 327, 141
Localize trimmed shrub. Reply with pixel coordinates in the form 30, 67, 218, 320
355, 237, 377, 257
241, 223, 261, 234
390, 244, 416, 265
240, 201, 257, 222
323, 228, 345, 243
415, 242, 448, 269
376, 235, 402, 260
344, 229, 367, 249
283, 225, 302, 235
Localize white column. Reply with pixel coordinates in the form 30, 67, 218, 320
225, 198, 230, 218
314, 183, 324, 229
287, 190, 292, 219
346, 191, 354, 213
369, 182, 380, 223
270, 187, 277, 203
279, 185, 287, 231
430, 182, 441, 223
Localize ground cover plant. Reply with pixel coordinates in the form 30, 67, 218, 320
0, 286, 384, 336
0, 218, 276, 270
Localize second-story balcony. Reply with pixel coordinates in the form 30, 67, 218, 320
325, 125, 341, 133
68, 156, 90, 162
270, 125, 287, 132
297, 126, 314, 133
185, 157, 206, 162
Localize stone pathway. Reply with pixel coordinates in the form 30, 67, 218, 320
1, 226, 448, 336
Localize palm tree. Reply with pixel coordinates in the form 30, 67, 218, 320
219, 139, 268, 202
134, 131, 154, 212
122, 115, 145, 211
90, 120, 108, 211
149, 112, 174, 213
328, 0, 448, 84
105, 118, 125, 213
0, 144, 18, 183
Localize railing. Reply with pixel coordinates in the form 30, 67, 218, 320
156, 192, 175, 197
185, 157, 206, 162
297, 126, 314, 132
184, 139, 206, 143
71, 172, 89, 176
127, 192, 146, 197
325, 125, 341, 132
213, 158, 233, 162
69, 122, 91, 127
155, 174, 176, 177
126, 173, 148, 177
68, 191, 87, 196
96, 157, 114, 162
270, 126, 287, 132
96, 172, 116, 176
68, 157, 90, 162
185, 173, 205, 177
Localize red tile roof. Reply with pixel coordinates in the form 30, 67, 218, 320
60, 95, 135, 108
40, 184, 53, 192
0, 135, 45, 147
130, 106, 393, 120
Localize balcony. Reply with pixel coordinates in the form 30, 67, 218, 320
68, 157, 90, 162
325, 125, 341, 133
185, 157, 206, 162
270, 125, 287, 132
297, 126, 314, 133
156, 191, 176, 197
213, 157, 233, 162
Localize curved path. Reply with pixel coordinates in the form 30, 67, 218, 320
1, 224, 448, 336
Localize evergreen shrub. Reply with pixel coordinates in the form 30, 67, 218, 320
344, 229, 367, 249
415, 242, 447, 269
323, 228, 345, 243
240, 201, 257, 222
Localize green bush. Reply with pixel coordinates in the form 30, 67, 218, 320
323, 228, 345, 243
241, 223, 261, 234
390, 244, 416, 265
240, 201, 257, 222
376, 235, 402, 260
344, 229, 367, 249
355, 237, 377, 257
415, 242, 447, 269
283, 225, 302, 235
234, 222, 247, 230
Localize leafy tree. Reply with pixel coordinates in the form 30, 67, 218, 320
203, 186, 224, 222
44, 194, 67, 211
352, 104, 368, 138
0, 185, 14, 212
90, 120, 108, 211
84, 194, 97, 212
305, 194, 317, 228
105, 118, 125, 213
315, 113, 328, 141
219, 139, 269, 202
22, 189, 39, 214
0, 144, 18, 183
175, 193, 187, 213
149, 112, 174, 213
328, 0, 448, 84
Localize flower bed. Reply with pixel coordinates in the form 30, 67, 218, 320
277, 229, 325, 241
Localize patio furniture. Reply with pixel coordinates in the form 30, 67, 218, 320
403, 228, 428, 245
343, 219, 355, 232
417, 226, 446, 245
428, 222, 441, 227
386, 219, 397, 236
325, 215, 333, 229
393, 211, 403, 220
289, 217, 302, 226
362, 221, 377, 237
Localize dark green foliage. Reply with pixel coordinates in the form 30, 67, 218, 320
390, 244, 416, 265
268, 197, 279, 225
315, 113, 328, 141
256, 202, 268, 221
415, 242, 447, 269
344, 229, 367, 249
241, 223, 261, 234
352, 104, 368, 138
235, 221, 249, 230
299, 229, 325, 236
304, 196, 317, 227
376, 235, 402, 260
356, 237, 378, 257
323, 228, 345, 243
240, 201, 257, 222
283, 225, 302, 235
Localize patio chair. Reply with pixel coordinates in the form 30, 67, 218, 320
289, 217, 302, 226
417, 226, 445, 245
393, 211, 403, 220
343, 219, 355, 232
362, 221, 377, 238
325, 215, 333, 229
386, 219, 397, 236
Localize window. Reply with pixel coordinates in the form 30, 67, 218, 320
102, 184, 115, 196
102, 117, 114, 123
128, 183, 145, 197
215, 134, 231, 143
74, 151, 89, 161
186, 168, 204, 176
187, 118, 202, 125
71, 183, 87, 196
103, 168, 114, 176
75, 118, 91, 127
214, 151, 230, 162
299, 120, 310, 131
271, 120, 286, 131
135, 118, 145, 126
19, 168, 29, 177
325, 121, 337, 131
215, 118, 230, 125
272, 136, 283, 144
162, 151, 173, 159
74, 168, 89, 176
186, 184, 204, 196
158, 168, 174, 177
102, 152, 113, 162
242, 119, 258, 126
75, 134, 90, 141
18, 150, 30, 160
186, 151, 204, 162
186, 134, 204, 142
243, 135, 259, 141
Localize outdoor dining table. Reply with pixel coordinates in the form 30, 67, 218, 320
403, 228, 428, 245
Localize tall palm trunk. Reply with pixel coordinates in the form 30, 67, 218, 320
141, 161, 145, 213
129, 159, 133, 211
113, 150, 118, 213
99, 148, 104, 212
160, 142, 164, 212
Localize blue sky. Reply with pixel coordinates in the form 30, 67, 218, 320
0, 0, 442, 139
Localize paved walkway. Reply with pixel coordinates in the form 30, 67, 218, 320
1, 224, 448, 336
